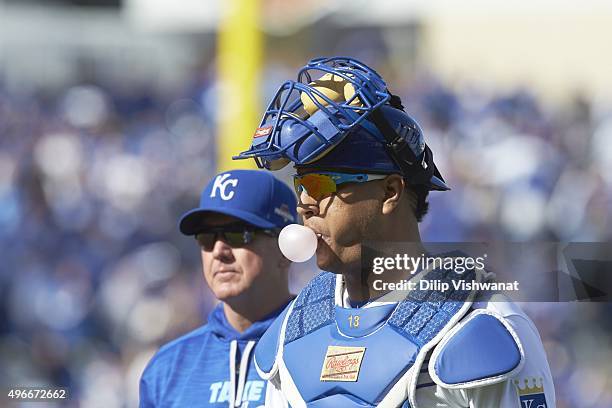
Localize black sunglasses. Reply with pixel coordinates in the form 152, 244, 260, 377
194, 224, 279, 251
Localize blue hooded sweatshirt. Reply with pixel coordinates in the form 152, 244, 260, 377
139, 302, 288, 407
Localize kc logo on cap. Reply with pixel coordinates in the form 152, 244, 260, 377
179, 169, 298, 235
210, 173, 238, 201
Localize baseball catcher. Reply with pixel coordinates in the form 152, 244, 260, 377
234, 57, 555, 408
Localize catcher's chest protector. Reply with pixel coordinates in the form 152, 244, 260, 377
258, 263, 502, 408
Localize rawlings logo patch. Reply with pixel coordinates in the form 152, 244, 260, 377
253, 126, 273, 138
320, 346, 366, 382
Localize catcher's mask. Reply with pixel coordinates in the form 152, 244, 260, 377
233, 56, 449, 191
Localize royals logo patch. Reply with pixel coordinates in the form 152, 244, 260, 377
515, 378, 548, 408
320, 346, 366, 382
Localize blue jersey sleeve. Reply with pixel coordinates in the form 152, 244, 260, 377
139, 372, 155, 408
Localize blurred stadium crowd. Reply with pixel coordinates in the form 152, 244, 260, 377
1, 59, 611, 407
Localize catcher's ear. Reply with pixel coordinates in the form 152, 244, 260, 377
381, 174, 405, 215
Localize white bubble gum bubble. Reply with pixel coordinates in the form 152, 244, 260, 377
278, 224, 317, 262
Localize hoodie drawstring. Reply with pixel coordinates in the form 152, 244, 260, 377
228, 339, 256, 408
235, 340, 255, 407
229, 340, 238, 407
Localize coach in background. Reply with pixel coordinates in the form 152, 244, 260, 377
140, 170, 294, 407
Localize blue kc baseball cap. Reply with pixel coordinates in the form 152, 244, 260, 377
179, 170, 298, 235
